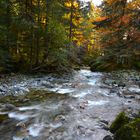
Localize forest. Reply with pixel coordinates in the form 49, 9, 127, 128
0, 0, 139, 73
0, 0, 140, 140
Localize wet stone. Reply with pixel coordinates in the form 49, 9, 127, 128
23, 137, 29, 140
118, 82, 126, 88
98, 122, 109, 131
110, 89, 118, 94
100, 120, 109, 125
0, 86, 7, 92
0, 114, 9, 123
124, 95, 135, 99
103, 135, 113, 140
128, 86, 140, 94
41, 81, 50, 86
3, 104, 16, 111
54, 115, 66, 122
127, 100, 132, 103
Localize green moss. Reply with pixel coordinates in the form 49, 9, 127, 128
114, 119, 140, 140
0, 114, 8, 123
110, 111, 140, 140
0, 90, 70, 107
134, 61, 140, 69
90, 60, 120, 72
110, 112, 129, 133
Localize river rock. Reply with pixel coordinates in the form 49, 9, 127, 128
128, 86, 140, 94
118, 82, 126, 88
122, 89, 137, 99
100, 120, 109, 125
137, 81, 140, 87
78, 125, 95, 135
114, 90, 122, 97
103, 135, 113, 140
0, 86, 7, 93
54, 115, 66, 122
104, 80, 115, 86
10, 85, 29, 95
124, 95, 135, 99
130, 110, 140, 118
110, 89, 118, 94
4, 104, 16, 110
22, 137, 29, 140
1, 84, 8, 88
99, 122, 109, 131
41, 80, 50, 86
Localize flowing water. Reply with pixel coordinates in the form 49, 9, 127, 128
0, 69, 140, 140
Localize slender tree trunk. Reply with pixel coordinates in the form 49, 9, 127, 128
35, 0, 40, 65
42, 1, 49, 64
117, 0, 127, 64
29, 0, 34, 70
25, 0, 28, 15
69, 0, 74, 40
6, 0, 11, 50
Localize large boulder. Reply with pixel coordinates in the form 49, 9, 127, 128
114, 119, 140, 140
103, 135, 113, 140
110, 112, 129, 133
110, 112, 140, 140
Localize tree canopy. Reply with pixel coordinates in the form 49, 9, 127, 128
0, 0, 140, 73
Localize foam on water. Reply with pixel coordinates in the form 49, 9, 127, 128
57, 88, 75, 94
87, 100, 109, 106
88, 79, 98, 86
79, 70, 102, 77
28, 124, 45, 137
128, 87, 140, 93
96, 88, 110, 96
19, 105, 40, 111
13, 137, 24, 140
47, 87, 59, 92
73, 90, 91, 98
49, 122, 62, 129
48, 87, 75, 94
28, 122, 62, 137
8, 112, 32, 120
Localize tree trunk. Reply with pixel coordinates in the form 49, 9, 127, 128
6, 0, 11, 50
69, 0, 74, 40
35, 0, 40, 65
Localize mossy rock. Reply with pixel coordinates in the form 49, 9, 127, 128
114, 118, 140, 140
90, 61, 120, 72
110, 112, 129, 133
134, 61, 140, 69
0, 90, 70, 107
90, 62, 102, 71
0, 114, 8, 123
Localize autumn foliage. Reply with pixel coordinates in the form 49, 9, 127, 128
91, 0, 140, 71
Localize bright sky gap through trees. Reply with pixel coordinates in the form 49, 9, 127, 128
82, 0, 133, 6
82, 0, 103, 6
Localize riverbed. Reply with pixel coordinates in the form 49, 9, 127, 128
0, 69, 140, 140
